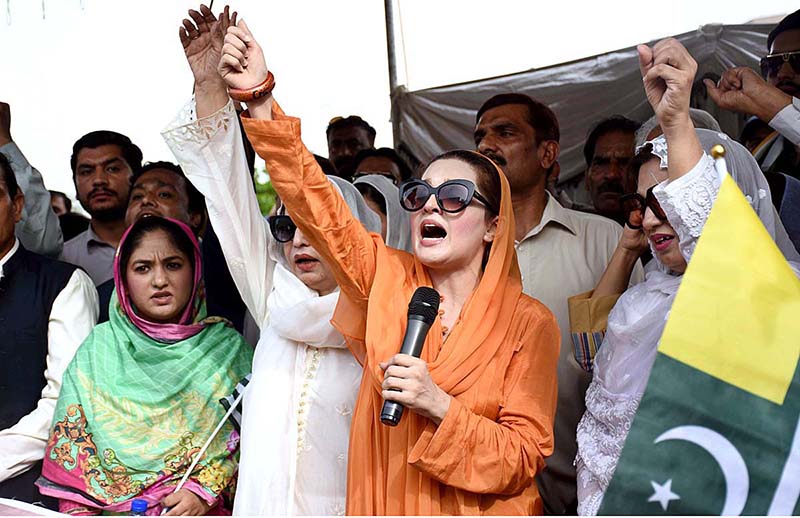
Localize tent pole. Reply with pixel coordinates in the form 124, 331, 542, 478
384, 0, 402, 148
384, 0, 398, 94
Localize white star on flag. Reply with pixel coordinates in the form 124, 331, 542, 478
648, 479, 680, 511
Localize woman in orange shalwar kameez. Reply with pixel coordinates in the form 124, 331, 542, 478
214, 19, 560, 515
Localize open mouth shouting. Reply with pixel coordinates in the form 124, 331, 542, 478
419, 219, 448, 246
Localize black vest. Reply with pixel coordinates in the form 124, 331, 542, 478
0, 245, 76, 506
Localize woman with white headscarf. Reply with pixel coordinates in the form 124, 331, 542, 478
161, 8, 382, 515
571, 39, 800, 515
353, 173, 413, 252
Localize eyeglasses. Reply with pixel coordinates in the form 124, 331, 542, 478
760, 51, 800, 78
619, 185, 667, 229
267, 215, 297, 243
399, 179, 494, 213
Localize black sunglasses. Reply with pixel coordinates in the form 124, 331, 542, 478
760, 51, 800, 78
619, 185, 667, 230
267, 215, 297, 243
399, 179, 493, 213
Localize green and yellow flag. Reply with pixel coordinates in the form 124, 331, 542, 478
600, 170, 800, 515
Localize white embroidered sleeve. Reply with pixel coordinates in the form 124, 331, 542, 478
652, 153, 718, 262
162, 98, 274, 325
575, 381, 642, 516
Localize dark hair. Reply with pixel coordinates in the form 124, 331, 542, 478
355, 183, 387, 215
314, 154, 339, 177
326, 115, 377, 140
70, 130, 143, 177
583, 116, 640, 166
133, 161, 206, 219
353, 147, 413, 182
768, 9, 800, 51
421, 150, 501, 216
58, 212, 90, 241
476, 93, 560, 143
0, 153, 19, 199
118, 216, 198, 287
49, 190, 72, 212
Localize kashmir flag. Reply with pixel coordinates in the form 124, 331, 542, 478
599, 166, 800, 515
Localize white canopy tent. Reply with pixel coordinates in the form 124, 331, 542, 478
391, 23, 772, 201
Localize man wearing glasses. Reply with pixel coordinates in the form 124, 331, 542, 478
706, 9, 800, 177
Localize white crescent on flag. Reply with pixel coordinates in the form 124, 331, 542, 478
654, 425, 749, 516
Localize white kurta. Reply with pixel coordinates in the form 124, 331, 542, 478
162, 99, 362, 516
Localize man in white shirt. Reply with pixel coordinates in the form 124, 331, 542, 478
706, 9, 800, 175
0, 152, 97, 507
474, 93, 643, 514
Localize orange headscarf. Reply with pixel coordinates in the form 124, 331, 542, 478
333, 153, 529, 514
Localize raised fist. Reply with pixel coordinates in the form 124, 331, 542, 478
638, 38, 697, 131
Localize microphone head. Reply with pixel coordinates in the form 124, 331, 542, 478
407, 286, 440, 325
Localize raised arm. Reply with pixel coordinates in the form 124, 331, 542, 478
704, 67, 797, 143
163, 5, 274, 324
638, 39, 703, 181
0, 102, 63, 257
216, 19, 379, 303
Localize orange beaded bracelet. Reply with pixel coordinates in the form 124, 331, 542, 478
228, 71, 275, 102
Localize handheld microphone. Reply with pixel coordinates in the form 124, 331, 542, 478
380, 286, 440, 427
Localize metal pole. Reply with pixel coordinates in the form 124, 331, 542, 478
384, 0, 399, 94
384, 0, 404, 149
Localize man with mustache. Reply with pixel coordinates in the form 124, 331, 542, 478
474, 93, 643, 515
60, 131, 141, 285
582, 116, 640, 224
706, 9, 800, 178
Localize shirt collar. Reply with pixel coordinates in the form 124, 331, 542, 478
0, 238, 20, 280
517, 191, 579, 244
86, 225, 116, 249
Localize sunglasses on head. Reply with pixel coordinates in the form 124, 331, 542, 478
267, 214, 297, 243
760, 51, 800, 78
619, 185, 667, 230
399, 179, 493, 213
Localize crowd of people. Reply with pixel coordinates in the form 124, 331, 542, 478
1, 4, 799, 516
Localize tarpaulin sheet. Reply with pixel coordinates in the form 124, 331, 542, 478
393, 24, 773, 185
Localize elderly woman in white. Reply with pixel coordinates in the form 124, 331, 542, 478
571, 39, 800, 515
161, 6, 382, 515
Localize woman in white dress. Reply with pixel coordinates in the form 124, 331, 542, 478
161, 6, 382, 515
573, 39, 800, 515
